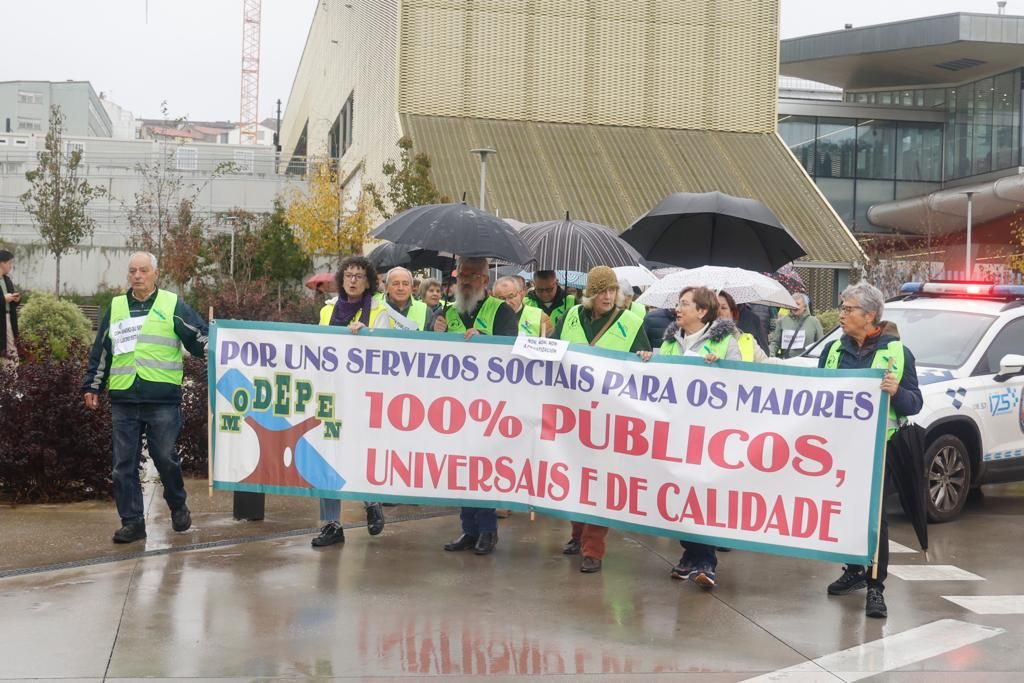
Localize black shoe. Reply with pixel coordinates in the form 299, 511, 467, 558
563, 538, 581, 555
365, 503, 385, 536
444, 534, 478, 551
716, 547, 732, 552
670, 558, 696, 580
827, 565, 867, 595
171, 505, 191, 532
691, 563, 717, 589
580, 556, 602, 573
865, 586, 888, 618
474, 531, 498, 555
311, 521, 345, 547
112, 521, 147, 544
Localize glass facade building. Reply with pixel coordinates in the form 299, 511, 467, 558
782, 67, 1023, 232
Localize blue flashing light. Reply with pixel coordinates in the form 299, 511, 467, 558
901, 281, 1024, 299
993, 285, 1024, 298
900, 282, 924, 294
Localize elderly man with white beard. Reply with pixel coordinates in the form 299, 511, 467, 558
433, 256, 518, 555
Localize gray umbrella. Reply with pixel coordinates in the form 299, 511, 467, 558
372, 202, 535, 266
621, 191, 806, 271
519, 213, 643, 271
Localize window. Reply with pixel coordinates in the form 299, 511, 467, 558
897, 123, 942, 181
64, 141, 85, 159
17, 118, 41, 131
856, 120, 897, 179
974, 318, 1024, 375
175, 147, 198, 171
17, 91, 43, 105
233, 149, 254, 174
973, 77, 994, 175
778, 115, 816, 175
992, 71, 1018, 170
815, 118, 856, 178
853, 179, 895, 229
816, 178, 854, 226
328, 112, 341, 160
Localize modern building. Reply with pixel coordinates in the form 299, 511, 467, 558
779, 12, 1024, 275
0, 131, 304, 293
0, 80, 113, 138
280, 0, 865, 306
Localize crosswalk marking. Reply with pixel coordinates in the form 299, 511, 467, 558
741, 619, 1004, 682
888, 540, 917, 554
887, 565, 985, 581
942, 595, 1024, 614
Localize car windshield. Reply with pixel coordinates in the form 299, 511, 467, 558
804, 307, 996, 370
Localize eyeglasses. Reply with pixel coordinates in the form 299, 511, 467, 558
839, 305, 863, 315
342, 272, 366, 281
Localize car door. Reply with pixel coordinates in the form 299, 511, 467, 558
970, 315, 1024, 480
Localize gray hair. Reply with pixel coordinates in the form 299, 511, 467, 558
417, 277, 441, 299
129, 251, 158, 270
792, 292, 808, 307
385, 266, 412, 284
581, 289, 626, 310
495, 275, 520, 291
840, 281, 884, 322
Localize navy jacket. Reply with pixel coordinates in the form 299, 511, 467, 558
817, 321, 923, 419
81, 289, 208, 404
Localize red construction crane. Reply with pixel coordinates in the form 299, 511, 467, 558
239, 0, 261, 145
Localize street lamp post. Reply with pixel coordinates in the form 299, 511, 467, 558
470, 148, 497, 211
963, 191, 975, 279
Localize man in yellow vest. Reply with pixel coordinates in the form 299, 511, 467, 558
524, 270, 576, 328
493, 276, 552, 337
819, 281, 922, 619
82, 252, 209, 544
375, 267, 435, 331
554, 266, 651, 574
435, 257, 519, 556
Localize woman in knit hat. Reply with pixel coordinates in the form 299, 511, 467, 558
552, 265, 651, 574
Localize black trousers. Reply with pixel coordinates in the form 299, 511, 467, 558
847, 507, 888, 590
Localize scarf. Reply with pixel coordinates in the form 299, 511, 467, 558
331, 292, 373, 327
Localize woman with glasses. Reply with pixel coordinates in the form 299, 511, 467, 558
311, 255, 388, 548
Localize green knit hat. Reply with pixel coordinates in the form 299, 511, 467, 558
584, 266, 618, 298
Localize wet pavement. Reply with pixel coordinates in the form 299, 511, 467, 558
1, 483, 1023, 681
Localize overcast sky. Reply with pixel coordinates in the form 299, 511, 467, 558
0, 0, 1014, 122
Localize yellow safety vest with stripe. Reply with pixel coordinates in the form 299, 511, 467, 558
517, 305, 544, 337
825, 339, 905, 440
559, 306, 644, 351
661, 332, 754, 361
526, 294, 575, 327
445, 296, 503, 335
318, 300, 387, 328
380, 298, 429, 331
108, 290, 183, 390
628, 301, 646, 318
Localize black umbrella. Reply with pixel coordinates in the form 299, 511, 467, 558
519, 212, 643, 271
887, 423, 929, 555
372, 202, 535, 266
621, 191, 806, 271
366, 242, 452, 271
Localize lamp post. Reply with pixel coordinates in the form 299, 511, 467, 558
470, 148, 497, 211
962, 191, 975, 279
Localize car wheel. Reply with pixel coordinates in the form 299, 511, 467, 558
925, 435, 972, 523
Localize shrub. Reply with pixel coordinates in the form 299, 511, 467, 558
179, 356, 209, 476
817, 308, 840, 334
17, 292, 94, 360
0, 336, 113, 503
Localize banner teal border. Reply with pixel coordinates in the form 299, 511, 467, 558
209, 319, 890, 564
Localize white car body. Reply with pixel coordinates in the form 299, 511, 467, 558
790, 289, 1024, 521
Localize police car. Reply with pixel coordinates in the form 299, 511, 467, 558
796, 281, 1024, 522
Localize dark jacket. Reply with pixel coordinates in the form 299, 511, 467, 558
817, 321, 923, 419
643, 307, 674, 349
81, 288, 208, 404
1, 274, 18, 357
450, 295, 519, 337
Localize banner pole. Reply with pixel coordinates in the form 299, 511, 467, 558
208, 307, 214, 498
872, 357, 896, 579
532, 317, 549, 522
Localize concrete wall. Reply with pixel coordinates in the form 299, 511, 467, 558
0, 133, 306, 293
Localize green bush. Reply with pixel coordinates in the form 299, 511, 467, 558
63, 285, 122, 318
817, 308, 840, 334
18, 292, 94, 360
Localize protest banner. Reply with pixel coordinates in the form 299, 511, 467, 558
210, 320, 889, 564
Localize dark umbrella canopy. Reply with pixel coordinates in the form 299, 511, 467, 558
887, 423, 929, 553
372, 202, 535, 266
519, 213, 643, 271
366, 242, 451, 271
621, 191, 806, 271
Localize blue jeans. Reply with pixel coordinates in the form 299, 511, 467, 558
111, 402, 186, 524
319, 498, 374, 522
460, 507, 497, 535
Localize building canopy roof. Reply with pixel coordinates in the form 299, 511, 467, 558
402, 115, 863, 268
781, 12, 1024, 89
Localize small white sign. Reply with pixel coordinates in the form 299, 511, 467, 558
511, 335, 570, 362
110, 317, 145, 355
781, 329, 807, 350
